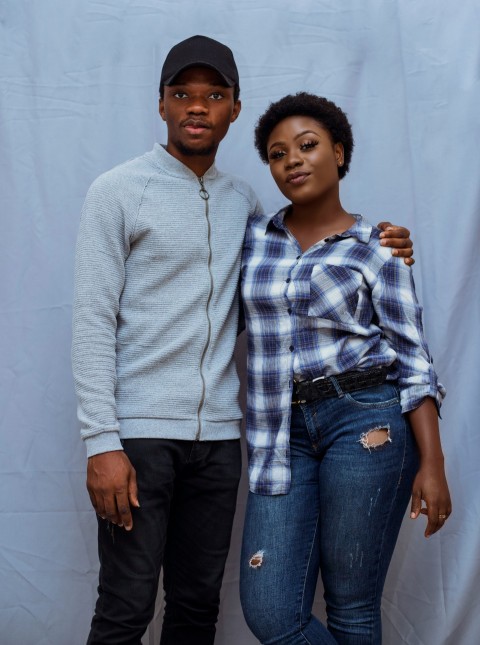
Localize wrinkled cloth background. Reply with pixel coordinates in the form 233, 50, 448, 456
1, 1, 479, 644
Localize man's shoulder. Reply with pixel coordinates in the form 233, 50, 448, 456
216, 170, 259, 205
89, 149, 156, 193
82, 151, 160, 218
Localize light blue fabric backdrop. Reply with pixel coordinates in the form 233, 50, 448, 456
1, 1, 479, 643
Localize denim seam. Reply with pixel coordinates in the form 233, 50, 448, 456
298, 510, 320, 643
368, 415, 409, 644
299, 403, 321, 451
343, 394, 399, 409
295, 404, 322, 645
299, 629, 315, 644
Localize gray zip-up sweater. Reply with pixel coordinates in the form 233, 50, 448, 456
72, 143, 262, 457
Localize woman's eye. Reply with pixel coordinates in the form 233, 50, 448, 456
300, 140, 318, 151
269, 150, 285, 160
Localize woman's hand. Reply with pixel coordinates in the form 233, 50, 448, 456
410, 459, 452, 537
407, 397, 451, 537
377, 221, 414, 266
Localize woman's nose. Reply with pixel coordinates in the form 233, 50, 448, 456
284, 152, 303, 169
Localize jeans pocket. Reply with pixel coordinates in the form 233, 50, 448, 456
344, 383, 400, 409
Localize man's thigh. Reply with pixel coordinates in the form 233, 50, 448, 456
162, 440, 242, 614
88, 439, 181, 644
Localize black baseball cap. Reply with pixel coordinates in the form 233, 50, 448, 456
160, 35, 239, 89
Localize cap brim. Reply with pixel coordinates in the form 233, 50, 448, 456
163, 62, 236, 87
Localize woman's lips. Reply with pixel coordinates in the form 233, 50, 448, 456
286, 171, 310, 185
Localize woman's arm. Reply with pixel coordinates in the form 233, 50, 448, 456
371, 257, 450, 536
407, 397, 452, 537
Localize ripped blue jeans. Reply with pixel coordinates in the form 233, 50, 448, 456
240, 383, 418, 644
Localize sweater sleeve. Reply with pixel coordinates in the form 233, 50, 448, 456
72, 172, 138, 457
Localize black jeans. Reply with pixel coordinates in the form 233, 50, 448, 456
87, 438, 242, 645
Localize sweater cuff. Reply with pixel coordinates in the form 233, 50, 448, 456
84, 430, 124, 458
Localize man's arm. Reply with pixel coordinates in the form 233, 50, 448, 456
72, 174, 139, 530
377, 221, 414, 266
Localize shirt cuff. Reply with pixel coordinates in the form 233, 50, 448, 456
400, 380, 446, 416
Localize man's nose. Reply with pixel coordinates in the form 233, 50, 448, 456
186, 97, 209, 114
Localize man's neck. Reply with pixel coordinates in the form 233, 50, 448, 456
164, 143, 216, 177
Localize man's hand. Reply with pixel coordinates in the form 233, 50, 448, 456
87, 451, 139, 531
377, 221, 414, 266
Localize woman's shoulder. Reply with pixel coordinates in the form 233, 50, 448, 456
352, 216, 395, 263
246, 211, 278, 238
341, 215, 403, 286
247, 211, 271, 226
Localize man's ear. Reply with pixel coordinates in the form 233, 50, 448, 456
159, 98, 166, 122
230, 99, 241, 123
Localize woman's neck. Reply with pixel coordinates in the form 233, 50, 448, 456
286, 195, 355, 253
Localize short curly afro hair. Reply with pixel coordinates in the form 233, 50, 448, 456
254, 92, 354, 179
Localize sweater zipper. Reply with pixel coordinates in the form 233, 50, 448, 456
195, 175, 212, 441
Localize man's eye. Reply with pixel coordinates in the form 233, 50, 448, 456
268, 150, 285, 160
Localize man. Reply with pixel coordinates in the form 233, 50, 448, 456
72, 35, 413, 644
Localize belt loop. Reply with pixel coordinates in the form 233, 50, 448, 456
329, 376, 345, 398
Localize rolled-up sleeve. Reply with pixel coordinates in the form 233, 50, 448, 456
371, 258, 446, 414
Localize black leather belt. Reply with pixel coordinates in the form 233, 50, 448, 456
292, 366, 389, 405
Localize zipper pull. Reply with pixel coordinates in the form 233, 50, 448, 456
198, 176, 209, 200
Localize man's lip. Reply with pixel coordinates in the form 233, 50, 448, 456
182, 120, 211, 131
286, 171, 310, 184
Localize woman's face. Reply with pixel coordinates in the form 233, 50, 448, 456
266, 115, 344, 206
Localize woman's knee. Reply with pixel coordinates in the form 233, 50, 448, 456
240, 570, 294, 641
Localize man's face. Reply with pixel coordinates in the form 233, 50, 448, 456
159, 67, 241, 168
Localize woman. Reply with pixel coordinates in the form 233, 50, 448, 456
239, 93, 451, 644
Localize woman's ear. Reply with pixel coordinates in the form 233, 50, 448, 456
335, 142, 344, 167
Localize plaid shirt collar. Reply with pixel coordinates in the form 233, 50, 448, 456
266, 207, 373, 245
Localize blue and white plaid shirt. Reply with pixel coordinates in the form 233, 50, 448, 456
241, 209, 445, 495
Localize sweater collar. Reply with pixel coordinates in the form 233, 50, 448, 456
150, 143, 218, 180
